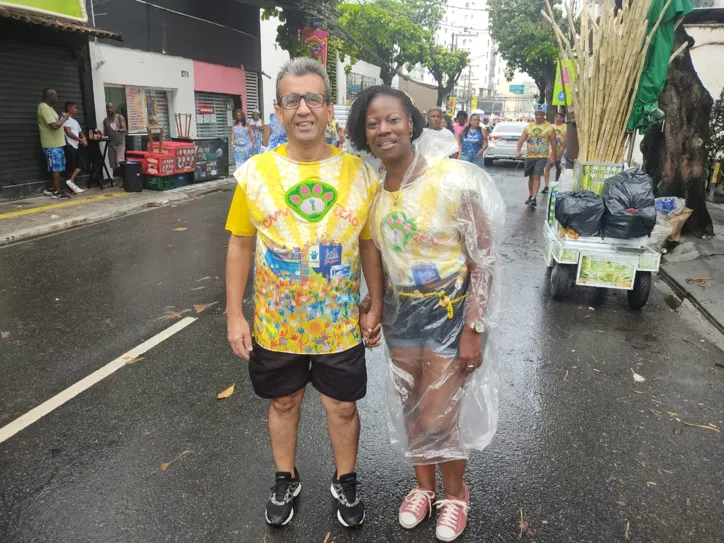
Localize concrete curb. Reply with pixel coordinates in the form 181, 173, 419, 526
0, 178, 234, 246
658, 266, 724, 336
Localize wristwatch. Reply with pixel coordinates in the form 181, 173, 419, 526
467, 320, 485, 334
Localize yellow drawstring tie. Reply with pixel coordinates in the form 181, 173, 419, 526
399, 290, 467, 319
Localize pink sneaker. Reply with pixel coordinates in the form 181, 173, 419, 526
399, 486, 437, 529
435, 485, 470, 541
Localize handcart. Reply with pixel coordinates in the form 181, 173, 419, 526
544, 163, 660, 309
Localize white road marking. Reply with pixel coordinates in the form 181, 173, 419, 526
0, 317, 197, 444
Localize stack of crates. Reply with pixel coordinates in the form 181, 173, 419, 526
142, 141, 196, 190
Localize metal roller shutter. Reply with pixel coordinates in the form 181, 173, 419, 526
0, 38, 84, 190
245, 71, 260, 115
145, 89, 171, 136
195, 92, 234, 166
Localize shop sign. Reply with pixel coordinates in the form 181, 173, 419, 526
125, 86, 148, 133
198, 105, 215, 115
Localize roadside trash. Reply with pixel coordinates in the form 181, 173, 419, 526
686, 277, 710, 288
631, 368, 645, 382
217, 384, 235, 399
602, 169, 656, 239
555, 190, 605, 236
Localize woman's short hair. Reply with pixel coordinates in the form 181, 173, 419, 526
346, 86, 425, 154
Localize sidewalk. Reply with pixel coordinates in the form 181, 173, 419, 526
660, 201, 724, 332
0, 177, 235, 246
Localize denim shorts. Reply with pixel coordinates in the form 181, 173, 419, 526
383, 275, 469, 358
43, 147, 66, 173
460, 152, 483, 167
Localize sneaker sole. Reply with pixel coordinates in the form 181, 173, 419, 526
330, 483, 365, 527
264, 482, 302, 527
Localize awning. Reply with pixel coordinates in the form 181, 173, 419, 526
0, 5, 123, 41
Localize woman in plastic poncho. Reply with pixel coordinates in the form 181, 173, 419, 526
349, 86, 505, 542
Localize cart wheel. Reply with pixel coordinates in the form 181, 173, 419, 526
628, 271, 652, 309
550, 263, 574, 300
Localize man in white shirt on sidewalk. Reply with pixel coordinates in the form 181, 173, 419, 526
62, 101, 86, 194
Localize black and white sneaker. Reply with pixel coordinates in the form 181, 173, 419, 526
542, 186, 549, 194
43, 188, 54, 197
530, 198, 537, 208
52, 190, 71, 199
265, 469, 301, 527
330, 472, 365, 527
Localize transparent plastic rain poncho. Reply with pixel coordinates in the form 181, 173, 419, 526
368, 129, 506, 464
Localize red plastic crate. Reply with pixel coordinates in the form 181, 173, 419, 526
128, 150, 174, 176
148, 141, 195, 173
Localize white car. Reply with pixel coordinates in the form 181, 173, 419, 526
484, 122, 527, 166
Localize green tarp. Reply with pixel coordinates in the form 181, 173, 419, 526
627, 0, 694, 133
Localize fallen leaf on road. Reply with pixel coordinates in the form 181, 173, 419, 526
217, 384, 235, 399
686, 277, 710, 288
625, 521, 631, 540
616, 501, 626, 506
163, 311, 183, 320
686, 497, 691, 506
160, 450, 192, 472
631, 369, 645, 382
647, 482, 657, 487
0, 331, 9, 339
682, 421, 720, 432
174, 227, 188, 232
123, 355, 144, 364
323, 532, 331, 543
667, 411, 678, 417
194, 302, 218, 314
518, 507, 534, 537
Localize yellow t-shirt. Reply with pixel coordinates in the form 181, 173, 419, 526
37, 103, 65, 149
526, 121, 554, 158
226, 144, 379, 354
370, 159, 468, 287
551, 123, 567, 156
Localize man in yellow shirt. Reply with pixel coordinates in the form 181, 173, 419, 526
542, 111, 567, 194
225, 58, 383, 529
38, 89, 71, 199
516, 106, 557, 208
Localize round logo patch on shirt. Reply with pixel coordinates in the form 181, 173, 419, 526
380, 210, 417, 252
285, 179, 338, 222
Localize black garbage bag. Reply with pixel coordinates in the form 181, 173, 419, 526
602, 168, 657, 239
555, 190, 605, 237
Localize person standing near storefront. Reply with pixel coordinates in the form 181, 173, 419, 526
103, 103, 127, 186
62, 101, 87, 195
231, 109, 255, 169
249, 109, 265, 152
38, 88, 70, 199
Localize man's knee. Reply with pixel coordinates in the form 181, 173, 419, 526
271, 391, 304, 416
323, 397, 358, 421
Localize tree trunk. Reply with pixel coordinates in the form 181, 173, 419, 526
437, 87, 445, 107
641, 26, 714, 236
380, 65, 396, 87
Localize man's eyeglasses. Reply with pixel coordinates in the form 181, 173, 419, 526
279, 93, 329, 110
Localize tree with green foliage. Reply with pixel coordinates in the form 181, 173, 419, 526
488, 0, 563, 112
425, 46, 469, 107
335, 0, 437, 86
262, 1, 339, 59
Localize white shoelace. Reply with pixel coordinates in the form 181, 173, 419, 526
403, 487, 436, 517
436, 498, 470, 529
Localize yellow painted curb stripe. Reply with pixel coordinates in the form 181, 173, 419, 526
0, 192, 131, 220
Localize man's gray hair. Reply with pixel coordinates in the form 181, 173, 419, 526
276, 58, 331, 101
427, 106, 444, 116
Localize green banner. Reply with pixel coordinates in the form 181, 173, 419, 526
0, 0, 87, 21
552, 60, 575, 106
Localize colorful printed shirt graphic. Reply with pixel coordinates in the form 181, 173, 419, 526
525, 121, 554, 158
551, 123, 567, 156
226, 145, 378, 354
370, 159, 468, 287
460, 128, 484, 155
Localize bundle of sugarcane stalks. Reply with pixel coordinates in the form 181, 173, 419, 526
542, 0, 672, 163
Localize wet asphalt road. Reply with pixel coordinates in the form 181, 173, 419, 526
1, 166, 723, 543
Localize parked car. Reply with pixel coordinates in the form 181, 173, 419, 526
484, 121, 527, 166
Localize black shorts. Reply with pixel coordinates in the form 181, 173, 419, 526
248, 341, 367, 402
524, 157, 547, 177
65, 146, 83, 172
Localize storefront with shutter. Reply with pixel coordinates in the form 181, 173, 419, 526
0, 7, 121, 199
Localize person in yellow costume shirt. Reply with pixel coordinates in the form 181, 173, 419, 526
225, 58, 384, 529
515, 106, 557, 208
542, 111, 567, 194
